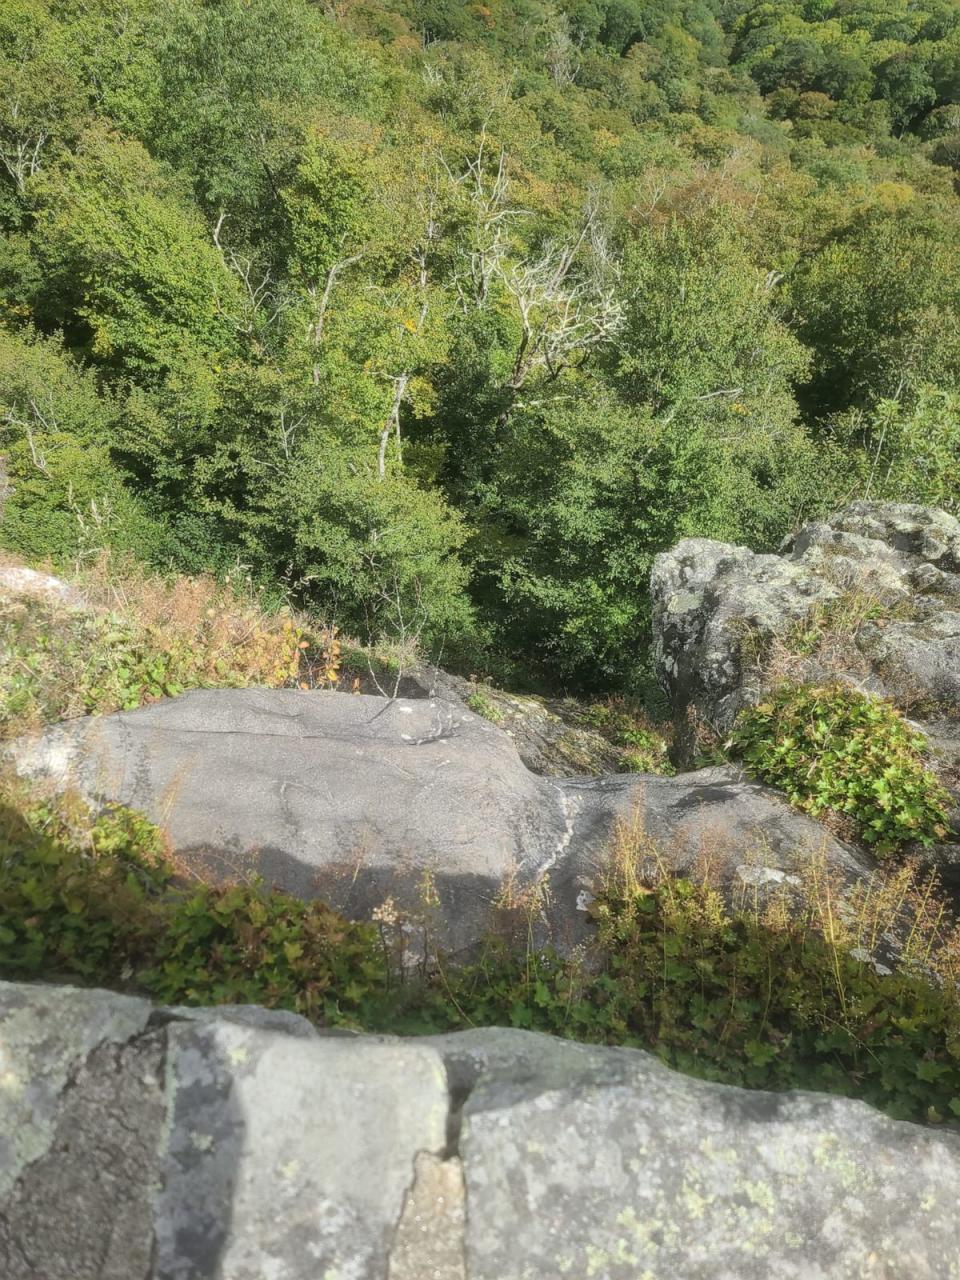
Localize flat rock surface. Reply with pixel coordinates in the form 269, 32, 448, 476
8, 688, 868, 950
3, 981, 960, 1279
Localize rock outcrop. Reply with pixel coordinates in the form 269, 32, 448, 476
0, 564, 80, 606
2, 979, 960, 1279
397, 664, 654, 776
8, 687, 867, 950
651, 501, 960, 759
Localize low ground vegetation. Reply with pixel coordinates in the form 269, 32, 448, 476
0, 552, 343, 737
730, 682, 954, 854
572, 698, 675, 774
4, 776, 960, 1125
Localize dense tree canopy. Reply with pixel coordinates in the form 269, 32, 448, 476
2, 0, 959, 691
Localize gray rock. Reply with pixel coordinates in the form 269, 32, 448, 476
7, 688, 869, 951
652, 501, 960, 760
4, 981, 960, 1279
0, 984, 161, 1280
160, 1002, 318, 1038
155, 1018, 449, 1280
0, 565, 81, 606
394, 664, 641, 777
0, 981, 450, 1280
0, 982, 153, 1199
422, 1027, 960, 1280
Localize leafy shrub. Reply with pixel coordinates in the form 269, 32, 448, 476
583, 874, 960, 1122
730, 683, 953, 855
0, 789, 172, 982
431, 836, 960, 1123
143, 886, 389, 1023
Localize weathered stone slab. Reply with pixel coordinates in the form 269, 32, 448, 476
651, 501, 960, 746
155, 1020, 449, 1280
8, 688, 869, 950
424, 1027, 960, 1280
3, 983, 960, 1279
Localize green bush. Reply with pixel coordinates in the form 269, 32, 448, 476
0, 783, 389, 1025
142, 886, 389, 1023
730, 683, 953, 855
0, 792, 172, 982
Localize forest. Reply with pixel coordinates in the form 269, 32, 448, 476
2, 0, 960, 694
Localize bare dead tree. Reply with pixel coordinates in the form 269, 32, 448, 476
212, 211, 287, 338
361, 563, 432, 698
1, 395, 56, 475
277, 407, 306, 460
443, 133, 532, 313
544, 17, 581, 88
497, 196, 624, 410
376, 196, 438, 480
444, 144, 624, 430
0, 127, 45, 193
307, 248, 364, 384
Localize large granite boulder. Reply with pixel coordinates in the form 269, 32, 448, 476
7, 687, 868, 950
3, 979, 960, 1279
652, 501, 960, 758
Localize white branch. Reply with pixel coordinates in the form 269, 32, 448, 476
212, 211, 287, 336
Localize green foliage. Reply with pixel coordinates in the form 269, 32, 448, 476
0, 327, 166, 561
835, 386, 960, 512
283, 137, 373, 281
0, 784, 388, 1024
469, 385, 836, 690
7, 780, 960, 1124
280, 453, 475, 647
578, 699, 674, 772
731, 683, 954, 854
467, 690, 506, 724
3, 0, 960, 690
30, 129, 239, 386
582, 877, 960, 1123
790, 206, 960, 418
0, 790, 172, 982
141, 885, 389, 1023
615, 216, 810, 429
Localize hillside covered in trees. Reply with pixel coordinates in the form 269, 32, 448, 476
2, 0, 960, 693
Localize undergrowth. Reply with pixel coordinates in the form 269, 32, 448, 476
0, 779, 388, 1024
5, 780, 960, 1124
0, 552, 342, 736
575, 698, 674, 774
730, 683, 953, 855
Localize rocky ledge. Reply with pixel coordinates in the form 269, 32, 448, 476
2, 979, 960, 1280
651, 501, 960, 872
652, 500, 960, 744
8, 686, 866, 952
